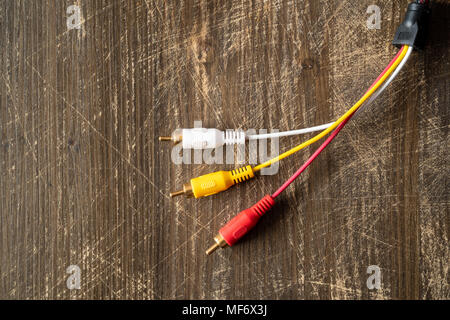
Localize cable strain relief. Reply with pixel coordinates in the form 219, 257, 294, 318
392, 1, 431, 50
224, 130, 245, 145
230, 165, 255, 184
251, 195, 275, 217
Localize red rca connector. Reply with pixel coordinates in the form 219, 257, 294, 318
206, 195, 275, 255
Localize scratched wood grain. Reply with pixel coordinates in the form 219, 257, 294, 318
0, 0, 448, 300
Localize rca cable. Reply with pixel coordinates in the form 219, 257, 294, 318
163, 46, 410, 199
159, 1, 430, 255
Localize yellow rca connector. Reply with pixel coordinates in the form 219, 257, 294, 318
170, 165, 255, 198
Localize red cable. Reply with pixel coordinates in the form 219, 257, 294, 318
206, 47, 406, 255
272, 113, 353, 198
368, 47, 404, 90
272, 46, 405, 199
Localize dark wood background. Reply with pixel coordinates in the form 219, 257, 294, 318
1, 0, 448, 300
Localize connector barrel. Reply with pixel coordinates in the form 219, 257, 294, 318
190, 166, 254, 198
219, 195, 275, 246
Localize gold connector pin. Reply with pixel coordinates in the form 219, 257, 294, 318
159, 132, 182, 144
205, 234, 228, 255
205, 243, 220, 255
170, 183, 193, 198
169, 190, 184, 197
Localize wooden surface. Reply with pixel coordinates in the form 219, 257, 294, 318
0, 0, 449, 300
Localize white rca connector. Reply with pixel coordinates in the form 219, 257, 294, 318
182, 128, 245, 149
159, 122, 334, 149
159, 128, 245, 149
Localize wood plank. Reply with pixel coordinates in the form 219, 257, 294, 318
0, 0, 448, 299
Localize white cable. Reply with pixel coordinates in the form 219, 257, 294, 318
247, 49, 412, 141
176, 123, 334, 148
174, 47, 413, 149
246, 123, 334, 140
178, 123, 334, 148
356, 46, 413, 115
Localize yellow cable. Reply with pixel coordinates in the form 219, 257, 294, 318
170, 46, 408, 199
253, 45, 409, 172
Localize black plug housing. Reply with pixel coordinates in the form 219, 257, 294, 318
393, 1, 431, 50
